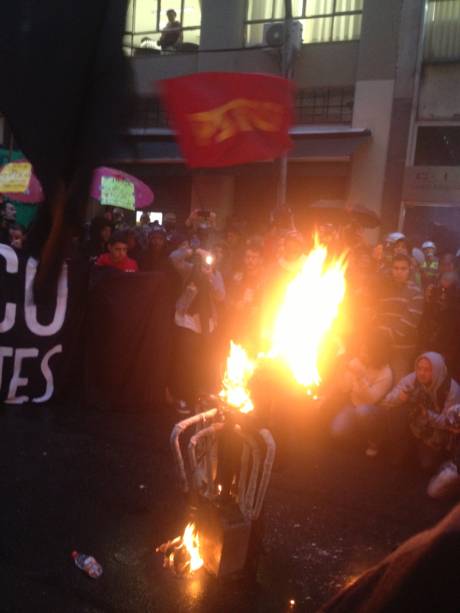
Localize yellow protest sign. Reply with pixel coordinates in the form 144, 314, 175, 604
100, 176, 135, 210
0, 162, 32, 193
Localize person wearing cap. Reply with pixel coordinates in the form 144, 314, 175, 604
420, 240, 439, 288
379, 233, 421, 285
380, 232, 406, 264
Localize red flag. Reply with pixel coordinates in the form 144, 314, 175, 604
161, 72, 294, 168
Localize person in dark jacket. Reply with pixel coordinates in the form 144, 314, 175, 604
140, 227, 170, 273
158, 9, 183, 50
84, 217, 112, 259
0, 199, 17, 244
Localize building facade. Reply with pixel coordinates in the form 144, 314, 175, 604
401, 0, 460, 250
0, 0, 449, 243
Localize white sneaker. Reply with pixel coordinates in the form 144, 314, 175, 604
427, 462, 460, 499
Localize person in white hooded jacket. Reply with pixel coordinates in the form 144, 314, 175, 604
383, 351, 460, 470
331, 331, 393, 455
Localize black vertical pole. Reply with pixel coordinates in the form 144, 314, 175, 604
276, 0, 293, 210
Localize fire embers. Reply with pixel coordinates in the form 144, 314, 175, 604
220, 238, 348, 412
156, 522, 204, 577
219, 342, 255, 414
264, 239, 347, 390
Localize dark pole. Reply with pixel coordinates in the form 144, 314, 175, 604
276, 0, 293, 210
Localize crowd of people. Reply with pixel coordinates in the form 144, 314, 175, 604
3, 196, 460, 501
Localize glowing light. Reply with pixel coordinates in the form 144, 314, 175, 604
182, 523, 204, 573
205, 254, 214, 266
156, 522, 203, 576
266, 239, 347, 389
219, 341, 255, 413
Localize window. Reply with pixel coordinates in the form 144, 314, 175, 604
403, 203, 460, 254
296, 86, 354, 123
130, 87, 354, 130
415, 126, 460, 166
245, 0, 363, 46
136, 211, 163, 224
124, 0, 201, 55
424, 0, 460, 61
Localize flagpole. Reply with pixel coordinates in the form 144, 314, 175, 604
276, 0, 293, 211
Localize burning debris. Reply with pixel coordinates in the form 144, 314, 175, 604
156, 522, 203, 577
157, 238, 348, 580
160, 396, 276, 579
219, 341, 255, 414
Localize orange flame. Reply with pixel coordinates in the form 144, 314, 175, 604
182, 523, 204, 572
157, 522, 203, 576
266, 239, 347, 389
219, 341, 255, 413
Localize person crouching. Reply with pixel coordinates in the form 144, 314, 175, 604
383, 352, 460, 472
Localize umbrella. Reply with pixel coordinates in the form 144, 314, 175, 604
0, 160, 44, 203
308, 200, 380, 229
90, 167, 154, 211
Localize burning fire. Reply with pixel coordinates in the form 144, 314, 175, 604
219, 341, 255, 413
218, 240, 347, 407
266, 240, 347, 389
156, 522, 204, 576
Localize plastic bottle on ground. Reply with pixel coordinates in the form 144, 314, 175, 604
72, 550, 103, 578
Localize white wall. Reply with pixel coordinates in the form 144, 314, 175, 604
419, 64, 460, 120
349, 79, 395, 214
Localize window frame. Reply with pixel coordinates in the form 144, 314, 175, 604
423, 0, 460, 62
124, 0, 202, 55
244, 0, 363, 46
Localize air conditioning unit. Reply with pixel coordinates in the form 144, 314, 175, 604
263, 21, 303, 51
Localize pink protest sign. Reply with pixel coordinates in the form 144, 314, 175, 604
91, 167, 154, 210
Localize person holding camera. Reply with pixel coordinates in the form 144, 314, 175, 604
383, 352, 460, 471
168, 241, 225, 414
185, 209, 217, 251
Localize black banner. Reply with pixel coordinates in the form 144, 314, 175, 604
83, 269, 174, 410
0, 245, 70, 404
0, 247, 174, 409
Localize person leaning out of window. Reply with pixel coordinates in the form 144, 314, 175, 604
158, 9, 183, 51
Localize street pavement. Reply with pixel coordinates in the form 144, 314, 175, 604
0, 401, 454, 612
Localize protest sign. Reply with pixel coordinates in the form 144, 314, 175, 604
0, 162, 32, 193
100, 176, 136, 210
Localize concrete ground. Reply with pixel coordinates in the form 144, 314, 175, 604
0, 401, 454, 612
